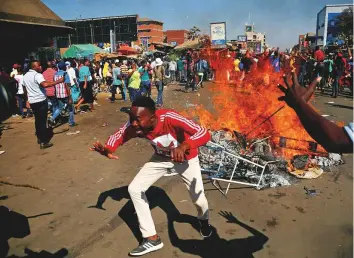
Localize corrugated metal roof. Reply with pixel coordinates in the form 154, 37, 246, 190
0, 0, 66, 27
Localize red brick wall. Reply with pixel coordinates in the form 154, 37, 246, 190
165, 30, 188, 46
135, 22, 164, 50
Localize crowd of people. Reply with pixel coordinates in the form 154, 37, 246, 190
228, 46, 353, 97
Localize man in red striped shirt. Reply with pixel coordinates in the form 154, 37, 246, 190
91, 96, 212, 256
42, 61, 57, 113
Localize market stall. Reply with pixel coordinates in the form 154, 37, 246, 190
62, 44, 104, 59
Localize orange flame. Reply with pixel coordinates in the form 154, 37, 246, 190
186, 47, 326, 160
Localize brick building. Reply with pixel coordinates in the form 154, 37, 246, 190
136, 17, 164, 50
165, 30, 188, 46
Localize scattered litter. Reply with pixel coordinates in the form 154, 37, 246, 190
322, 114, 330, 117
304, 186, 317, 196
66, 131, 80, 135
185, 103, 196, 108
0, 151, 5, 155
102, 123, 108, 127
289, 167, 323, 179
179, 200, 188, 203
97, 178, 103, 183
327, 101, 335, 104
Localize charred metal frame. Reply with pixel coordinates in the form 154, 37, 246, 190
201, 141, 276, 195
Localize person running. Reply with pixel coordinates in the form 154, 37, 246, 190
90, 96, 212, 256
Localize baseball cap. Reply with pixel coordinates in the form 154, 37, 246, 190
57, 61, 66, 70
65, 61, 71, 66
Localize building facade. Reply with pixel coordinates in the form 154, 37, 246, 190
316, 4, 353, 46
57, 15, 138, 48
136, 18, 164, 50
165, 30, 188, 46
244, 24, 266, 53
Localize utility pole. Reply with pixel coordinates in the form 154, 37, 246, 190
90, 24, 94, 44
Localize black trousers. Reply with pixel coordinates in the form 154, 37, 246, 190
30, 100, 50, 144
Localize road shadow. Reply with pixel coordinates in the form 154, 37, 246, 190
88, 186, 181, 243
0, 206, 67, 258
169, 211, 269, 258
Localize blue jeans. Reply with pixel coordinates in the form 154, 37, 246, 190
16, 94, 26, 116
139, 80, 151, 97
128, 88, 139, 102
52, 97, 74, 125
155, 81, 164, 105
117, 84, 127, 101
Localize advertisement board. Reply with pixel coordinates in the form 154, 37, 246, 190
210, 22, 226, 48
237, 35, 247, 42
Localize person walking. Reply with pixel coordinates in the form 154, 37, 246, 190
42, 61, 57, 114
14, 67, 27, 118
177, 58, 184, 82
110, 62, 124, 102
76, 59, 94, 112
23, 61, 65, 149
49, 62, 76, 127
91, 96, 213, 256
152, 58, 165, 107
332, 53, 345, 98
138, 60, 151, 97
127, 64, 141, 102
169, 59, 177, 83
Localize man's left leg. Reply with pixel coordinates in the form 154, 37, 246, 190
174, 156, 211, 237
128, 156, 171, 256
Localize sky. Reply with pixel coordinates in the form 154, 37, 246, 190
43, 0, 349, 49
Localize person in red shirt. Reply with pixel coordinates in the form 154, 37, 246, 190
42, 61, 57, 114
91, 96, 212, 256
314, 46, 325, 92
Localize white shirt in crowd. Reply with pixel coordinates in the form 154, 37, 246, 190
14, 74, 24, 95
169, 61, 177, 71
67, 67, 77, 86
151, 61, 156, 69
23, 69, 46, 104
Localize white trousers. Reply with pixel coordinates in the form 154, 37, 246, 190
128, 155, 209, 238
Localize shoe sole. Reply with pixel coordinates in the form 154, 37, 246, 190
200, 229, 212, 238
129, 242, 164, 256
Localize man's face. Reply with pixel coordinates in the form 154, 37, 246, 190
85, 60, 90, 66
129, 106, 155, 137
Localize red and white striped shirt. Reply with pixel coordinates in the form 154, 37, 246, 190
105, 109, 210, 160
54, 73, 68, 98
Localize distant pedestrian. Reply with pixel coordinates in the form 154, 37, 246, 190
169, 59, 177, 83
152, 58, 165, 107
76, 59, 94, 112
128, 63, 141, 102
111, 62, 124, 102
49, 62, 76, 127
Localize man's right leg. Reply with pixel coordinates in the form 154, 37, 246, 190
128, 156, 171, 255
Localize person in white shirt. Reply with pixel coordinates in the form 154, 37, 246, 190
23, 61, 65, 149
14, 67, 27, 118
169, 60, 177, 83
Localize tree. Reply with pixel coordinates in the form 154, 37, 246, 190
187, 26, 201, 40
334, 7, 353, 47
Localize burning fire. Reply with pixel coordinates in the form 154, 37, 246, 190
186, 48, 327, 161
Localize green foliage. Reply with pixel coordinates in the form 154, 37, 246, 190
335, 7, 353, 46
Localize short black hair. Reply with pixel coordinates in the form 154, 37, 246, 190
132, 96, 156, 112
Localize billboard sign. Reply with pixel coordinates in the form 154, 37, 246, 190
237, 35, 247, 42
326, 12, 345, 45
210, 22, 226, 48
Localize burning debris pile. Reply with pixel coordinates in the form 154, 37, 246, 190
198, 130, 343, 189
